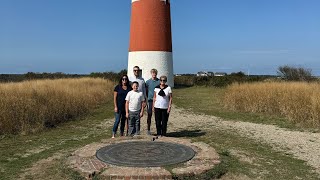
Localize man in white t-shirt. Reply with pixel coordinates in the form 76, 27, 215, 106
125, 81, 145, 136
129, 66, 146, 98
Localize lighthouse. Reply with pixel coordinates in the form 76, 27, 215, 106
128, 0, 174, 87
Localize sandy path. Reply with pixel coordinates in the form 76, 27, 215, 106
141, 105, 320, 174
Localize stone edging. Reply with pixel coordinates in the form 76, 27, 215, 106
66, 136, 220, 179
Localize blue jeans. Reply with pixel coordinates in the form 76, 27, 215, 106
112, 109, 126, 135
147, 100, 153, 114
128, 111, 141, 135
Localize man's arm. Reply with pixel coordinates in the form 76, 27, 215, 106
140, 100, 145, 118
143, 81, 147, 107
142, 81, 147, 99
145, 84, 149, 100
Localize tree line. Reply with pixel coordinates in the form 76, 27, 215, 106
0, 66, 316, 84
0, 70, 128, 83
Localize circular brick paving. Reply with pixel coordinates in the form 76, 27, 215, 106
96, 141, 195, 167
66, 137, 220, 179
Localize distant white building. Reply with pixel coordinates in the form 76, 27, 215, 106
207, 71, 214, 76
197, 71, 208, 76
197, 71, 227, 77
214, 72, 227, 76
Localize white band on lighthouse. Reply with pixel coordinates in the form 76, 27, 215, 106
128, 51, 174, 87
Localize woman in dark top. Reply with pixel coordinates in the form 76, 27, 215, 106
112, 75, 132, 138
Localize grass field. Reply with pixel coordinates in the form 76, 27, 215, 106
0, 78, 114, 179
0, 85, 319, 179
224, 82, 320, 128
173, 86, 319, 179
174, 86, 295, 129
0, 78, 113, 135
0, 101, 114, 180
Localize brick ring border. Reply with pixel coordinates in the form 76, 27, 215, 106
66, 136, 221, 179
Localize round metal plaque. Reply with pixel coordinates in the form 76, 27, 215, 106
96, 141, 195, 167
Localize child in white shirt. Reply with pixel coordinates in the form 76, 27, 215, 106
125, 81, 145, 136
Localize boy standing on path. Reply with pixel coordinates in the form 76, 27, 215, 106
145, 69, 160, 135
125, 81, 145, 136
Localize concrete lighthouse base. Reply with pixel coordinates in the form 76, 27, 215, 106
128, 51, 174, 87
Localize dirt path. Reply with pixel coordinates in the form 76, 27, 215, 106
142, 105, 320, 175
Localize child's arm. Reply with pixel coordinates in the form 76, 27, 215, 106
125, 100, 129, 119
125, 92, 130, 118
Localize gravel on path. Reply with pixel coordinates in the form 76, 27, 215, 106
141, 105, 320, 174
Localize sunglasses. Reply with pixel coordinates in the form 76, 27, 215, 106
133, 70, 139, 72
160, 79, 167, 82
122, 78, 128, 81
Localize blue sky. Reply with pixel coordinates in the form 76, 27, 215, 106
0, 0, 319, 75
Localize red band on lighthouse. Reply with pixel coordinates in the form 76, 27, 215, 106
128, 0, 174, 87
129, 0, 172, 52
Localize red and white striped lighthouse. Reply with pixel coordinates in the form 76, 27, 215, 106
128, 0, 174, 87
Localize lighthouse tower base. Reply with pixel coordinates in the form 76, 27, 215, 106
128, 51, 174, 87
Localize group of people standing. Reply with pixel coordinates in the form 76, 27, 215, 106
112, 66, 172, 138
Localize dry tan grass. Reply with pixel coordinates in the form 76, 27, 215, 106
224, 82, 320, 127
0, 78, 113, 134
